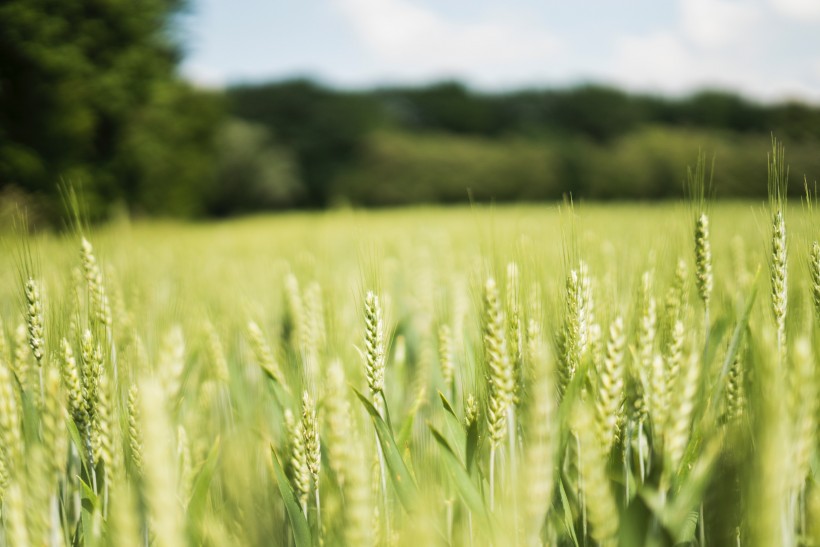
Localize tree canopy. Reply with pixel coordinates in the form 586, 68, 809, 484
0, 0, 221, 220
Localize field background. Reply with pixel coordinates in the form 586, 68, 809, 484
0, 201, 816, 545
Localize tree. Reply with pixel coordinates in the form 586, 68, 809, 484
208, 118, 303, 215
0, 0, 219, 219
229, 80, 380, 207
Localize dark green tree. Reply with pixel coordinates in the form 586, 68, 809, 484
0, 0, 220, 218
377, 81, 506, 136
229, 80, 380, 207
207, 118, 303, 215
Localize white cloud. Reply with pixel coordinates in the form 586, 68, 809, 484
600, 0, 820, 103
333, 0, 561, 80
607, 27, 820, 102
182, 63, 226, 89
607, 31, 698, 94
768, 0, 820, 20
608, 31, 796, 100
679, 0, 762, 48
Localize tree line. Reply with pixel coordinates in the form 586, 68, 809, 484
227, 81, 820, 209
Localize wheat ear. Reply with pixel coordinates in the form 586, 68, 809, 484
483, 277, 513, 511
595, 316, 626, 453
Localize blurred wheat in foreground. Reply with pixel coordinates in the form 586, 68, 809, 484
0, 144, 818, 546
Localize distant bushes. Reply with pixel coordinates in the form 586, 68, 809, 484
331, 132, 561, 205
227, 80, 820, 211
228, 81, 379, 207
208, 119, 304, 215
331, 127, 820, 206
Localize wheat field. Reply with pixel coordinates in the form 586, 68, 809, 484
0, 160, 818, 546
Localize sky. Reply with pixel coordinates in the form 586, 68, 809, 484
180, 0, 820, 103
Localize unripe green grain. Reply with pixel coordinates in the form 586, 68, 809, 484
483, 277, 513, 511
127, 385, 143, 477
59, 338, 88, 428
364, 291, 386, 413
557, 269, 585, 398
506, 262, 523, 401
159, 326, 185, 404
93, 371, 114, 481
666, 353, 700, 473
464, 393, 478, 428
810, 241, 820, 322
522, 334, 556, 547
725, 345, 746, 424
789, 337, 816, 492
634, 272, 656, 424
438, 324, 455, 398
595, 316, 626, 453
665, 259, 687, 328
303, 282, 325, 387
768, 139, 788, 356
139, 379, 184, 547
248, 320, 285, 387
665, 319, 684, 392
204, 321, 230, 385
80, 237, 112, 328
694, 213, 713, 310
41, 368, 67, 483
484, 278, 513, 448
80, 329, 102, 464
12, 323, 31, 392
649, 353, 667, 441
285, 408, 310, 514
770, 209, 787, 350
302, 391, 321, 520
0, 360, 22, 469
24, 278, 45, 366
572, 402, 619, 546
324, 359, 352, 489
344, 433, 372, 546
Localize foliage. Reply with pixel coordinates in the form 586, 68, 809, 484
228, 80, 381, 207
231, 80, 820, 209
0, 0, 222, 219
331, 127, 820, 205
208, 118, 303, 215
330, 131, 562, 205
